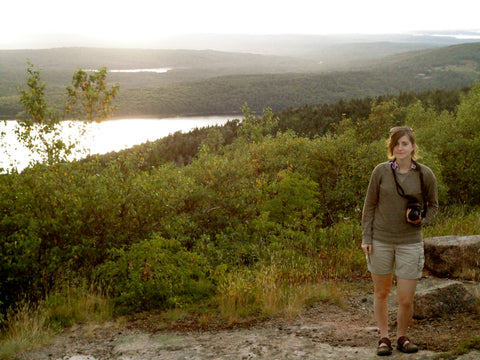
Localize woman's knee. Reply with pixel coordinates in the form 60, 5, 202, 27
374, 285, 392, 300
396, 278, 418, 307
397, 293, 414, 308
372, 273, 393, 300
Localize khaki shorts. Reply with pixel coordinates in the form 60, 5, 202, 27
366, 240, 424, 280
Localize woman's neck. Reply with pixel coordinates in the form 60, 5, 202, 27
396, 158, 412, 173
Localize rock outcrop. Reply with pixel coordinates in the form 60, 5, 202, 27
414, 278, 478, 319
424, 235, 480, 280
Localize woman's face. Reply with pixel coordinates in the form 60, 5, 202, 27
393, 135, 415, 161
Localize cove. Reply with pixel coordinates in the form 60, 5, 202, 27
1, 115, 239, 172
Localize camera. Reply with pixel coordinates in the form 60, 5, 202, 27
406, 196, 422, 222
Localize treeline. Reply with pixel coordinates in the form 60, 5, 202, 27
81, 67, 479, 118
1, 84, 479, 322
97, 87, 468, 168
3, 68, 474, 119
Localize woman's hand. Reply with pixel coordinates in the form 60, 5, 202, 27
361, 244, 372, 254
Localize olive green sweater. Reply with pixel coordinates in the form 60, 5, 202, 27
362, 161, 438, 245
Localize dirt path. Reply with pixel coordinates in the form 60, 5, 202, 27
16, 281, 480, 360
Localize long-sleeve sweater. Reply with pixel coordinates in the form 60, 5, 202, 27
362, 161, 438, 245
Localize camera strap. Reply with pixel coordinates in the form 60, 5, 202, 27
390, 161, 428, 217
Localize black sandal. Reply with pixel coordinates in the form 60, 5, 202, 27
377, 337, 393, 356
397, 336, 419, 353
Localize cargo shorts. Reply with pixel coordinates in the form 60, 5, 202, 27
366, 240, 424, 280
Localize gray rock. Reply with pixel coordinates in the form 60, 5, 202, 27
424, 235, 480, 280
414, 278, 478, 319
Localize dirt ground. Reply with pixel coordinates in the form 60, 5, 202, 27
15, 278, 480, 360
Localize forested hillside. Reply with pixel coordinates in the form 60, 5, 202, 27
1, 42, 479, 119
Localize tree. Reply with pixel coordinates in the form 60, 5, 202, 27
237, 104, 278, 143
15, 62, 65, 167
13, 63, 119, 169
65, 67, 119, 122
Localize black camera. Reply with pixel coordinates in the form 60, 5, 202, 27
406, 196, 422, 222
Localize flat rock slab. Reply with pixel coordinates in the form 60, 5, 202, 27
20, 329, 479, 360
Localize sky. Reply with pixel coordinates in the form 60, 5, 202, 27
1, 0, 479, 48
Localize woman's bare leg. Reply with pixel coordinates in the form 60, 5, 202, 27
396, 277, 418, 338
371, 273, 393, 338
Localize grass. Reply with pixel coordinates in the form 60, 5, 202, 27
451, 335, 480, 357
44, 280, 113, 327
423, 205, 480, 238
434, 335, 480, 360
0, 280, 112, 360
216, 261, 354, 324
0, 300, 56, 360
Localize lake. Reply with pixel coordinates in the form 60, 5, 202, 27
1, 115, 239, 172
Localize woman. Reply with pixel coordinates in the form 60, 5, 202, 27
361, 126, 438, 356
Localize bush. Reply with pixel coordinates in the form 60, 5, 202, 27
96, 234, 214, 314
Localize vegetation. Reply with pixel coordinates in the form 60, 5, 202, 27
5, 63, 119, 169
434, 335, 480, 360
1, 62, 480, 357
0, 282, 112, 360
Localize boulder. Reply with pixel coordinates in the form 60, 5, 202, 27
414, 278, 478, 319
424, 235, 480, 280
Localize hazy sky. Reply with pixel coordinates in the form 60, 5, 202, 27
2, 0, 479, 48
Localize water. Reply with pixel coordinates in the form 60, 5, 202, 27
84, 68, 172, 73
109, 68, 172, 73
0, 115, 238, 172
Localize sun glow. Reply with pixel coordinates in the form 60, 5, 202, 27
2, 0, 480, 49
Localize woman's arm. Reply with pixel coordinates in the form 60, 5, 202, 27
362, 164, 382, 244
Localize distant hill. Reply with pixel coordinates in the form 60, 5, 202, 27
354, 41, 480, 71
1, 39, 479, 119
0, 47, 324, 93
4, 32, 477, 53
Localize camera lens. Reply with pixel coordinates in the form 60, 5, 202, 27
408, 208, 420, 221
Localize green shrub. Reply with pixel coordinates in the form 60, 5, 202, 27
96, 234, 214, 314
